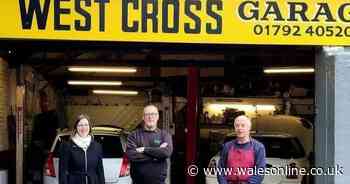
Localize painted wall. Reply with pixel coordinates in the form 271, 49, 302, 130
65, 95, 147, 130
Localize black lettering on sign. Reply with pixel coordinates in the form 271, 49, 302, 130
338, 3, 350, 22
312, 3, 336, 22
261, 1, 284, 21
95, 0, 109, 32
75, 0, 91, 31
287, 2, 309, 21
162, 0, 179, 33
185, 0, 201, 34
206, 0, 222, 34
142, 0, 158, 33
54, 0, 70, 30
19, 0, 50, 29
122, 0, 139, 32
238, 1, 258, 21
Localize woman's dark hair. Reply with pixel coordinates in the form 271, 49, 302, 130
71, 114, 93, 137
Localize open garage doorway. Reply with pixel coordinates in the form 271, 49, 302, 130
0, 42, 318, 184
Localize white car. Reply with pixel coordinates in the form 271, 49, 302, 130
205, 132, 310, 184
43, 126, 132, 184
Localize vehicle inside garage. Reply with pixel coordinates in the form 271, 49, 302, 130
2, 0, 350, 183
0, 42, 316, 184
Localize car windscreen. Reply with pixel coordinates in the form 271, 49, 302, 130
224, 136, 305, 159
257, 137, 305, 159
53, 134, 124, 158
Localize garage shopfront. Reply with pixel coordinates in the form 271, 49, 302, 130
0, 0, 350, 184
3, 0, 350, 44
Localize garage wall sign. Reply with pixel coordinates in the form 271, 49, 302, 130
1, 0, 350, 45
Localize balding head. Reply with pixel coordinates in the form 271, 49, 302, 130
143, 105, 158, 114
234, 115, 252, 142
234, 115, 252, 129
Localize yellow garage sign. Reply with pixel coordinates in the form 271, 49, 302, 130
1, 0, 350, 45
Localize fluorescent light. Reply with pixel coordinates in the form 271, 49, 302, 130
264, 67, 314, 74
68, 80, 122, 86
208, 104, 256, 113
68, 66, 137, 73
93, 90, 138, 95
256, 105, 276, 111
207, 104, 275, 114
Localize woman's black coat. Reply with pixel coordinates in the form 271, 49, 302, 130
59, 139, 105, 184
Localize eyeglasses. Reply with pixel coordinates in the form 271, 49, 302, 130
77, 124, 89, 127
144, 113, 158, 117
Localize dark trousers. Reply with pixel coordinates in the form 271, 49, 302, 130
133, 182, 165, 184
227, 181, 248, 184
132, 176, 166, 184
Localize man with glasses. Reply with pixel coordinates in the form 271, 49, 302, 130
126, 104, 173, 184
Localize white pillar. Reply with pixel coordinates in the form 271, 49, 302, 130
315, 47, 350, 184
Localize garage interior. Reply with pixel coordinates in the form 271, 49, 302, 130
0, 42, 317, 184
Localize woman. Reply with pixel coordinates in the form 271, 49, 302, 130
59, 114, 105, 184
